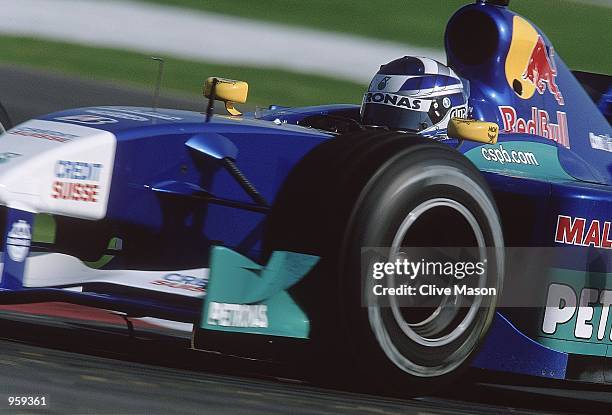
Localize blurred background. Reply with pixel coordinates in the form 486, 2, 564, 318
0, 0, 609, 112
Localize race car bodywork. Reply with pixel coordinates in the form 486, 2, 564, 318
0, 0, 610, 387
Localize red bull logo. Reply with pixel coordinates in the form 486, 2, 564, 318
499, 106, 570, 148
505, 16, 565, 106
522, 36, 564, 105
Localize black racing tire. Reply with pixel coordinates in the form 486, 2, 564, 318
0, 102, 12, 132
264, 130, 504, 396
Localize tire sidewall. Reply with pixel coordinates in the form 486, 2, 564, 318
339, 144, 504, 383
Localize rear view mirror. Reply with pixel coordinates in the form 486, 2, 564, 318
448, 118, 499, 144
204, 77, 249, 116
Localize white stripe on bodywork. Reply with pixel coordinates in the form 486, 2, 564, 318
20, 252, 209, 298
135, 317, 194, 333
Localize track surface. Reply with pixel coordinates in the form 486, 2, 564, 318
0, 66, 611, 414
0, 64, 203, 124
1, 311, 611, 415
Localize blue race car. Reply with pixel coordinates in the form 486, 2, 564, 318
0, 0, 610, 394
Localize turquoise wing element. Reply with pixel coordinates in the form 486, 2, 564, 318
201, 246, 319, 339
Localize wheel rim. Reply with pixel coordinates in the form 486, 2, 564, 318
388, 198, 485, 348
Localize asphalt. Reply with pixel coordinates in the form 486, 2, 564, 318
1, 311, 611, 415
0, 64, 203, 125
0, 65, 611, 415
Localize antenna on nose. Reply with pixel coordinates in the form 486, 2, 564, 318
152, 57, 165, 112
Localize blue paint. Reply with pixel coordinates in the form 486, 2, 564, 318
185, 133, 238, 160
447, 3, 611, 185
473, 313, 568, 379
0, 209, 34, 290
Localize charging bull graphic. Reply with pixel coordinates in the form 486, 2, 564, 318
522, 37, 564, 105
506, 16, 564, 106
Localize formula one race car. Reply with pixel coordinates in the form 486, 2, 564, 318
0, 0, 610, 393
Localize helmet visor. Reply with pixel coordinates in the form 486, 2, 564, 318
361, 103, 433, 132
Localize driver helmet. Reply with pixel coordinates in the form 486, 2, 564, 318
360, 56, 469, 135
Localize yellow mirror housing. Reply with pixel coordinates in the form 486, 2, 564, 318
204, 77, 249, 116
448, 118, 499, 144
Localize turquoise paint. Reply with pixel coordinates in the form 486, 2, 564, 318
537, 268, 612, 357
465, 141, 573, 180
201, 246, 319, 339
